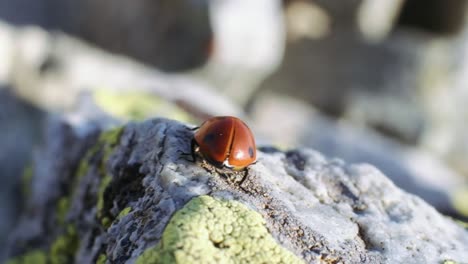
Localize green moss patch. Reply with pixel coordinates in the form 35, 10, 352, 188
12, 126, 125, 263
49, 225, 79, 264
96, 253, 107, 264
117, 207, 132, 220
452, 186, 468, 218
95, 128, 124, 227
20, 164, 33, 199
6, 250, 47, 264
9, 226, 80, 264
99, 127, 124, 161
93, 89, 192, 122
74, 126, 123, 184
69, 126, 123, 228
56, 197, 70, 225
97, 174, 113, 214
136, 195, 304, 264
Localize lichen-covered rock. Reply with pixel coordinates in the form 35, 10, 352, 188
0, 88, 45, 262
136, 195, 303, 264
6, 117, 468, 264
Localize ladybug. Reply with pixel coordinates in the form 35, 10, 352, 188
192, 116, 256, 171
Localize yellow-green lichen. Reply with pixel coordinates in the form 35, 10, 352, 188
96, 171, 113, 229
99, 127, 124, 162
74, 157, 91, 183
11, 126, 124, 264
101, 217, 112, 229
72, 143, 100, 193
97, 174, 113, 214
93, 89, 192, 122
96, 253, 107, 264
455, 219, 468, 230
70, 126, 123, 229
96, 127, 124, 227
21, 164, 33, 198
56, 128, 123, 228
136, 195, 304, 264
452, 186, 468, 218
56, 197, 70, 225
117, 207, 132, 220
443, 260, 457, 264
5, 250, 47, 264
49, 225, 79, 264
74, 126, 123, 183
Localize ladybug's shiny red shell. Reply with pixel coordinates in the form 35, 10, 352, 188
193, 116, 256, 170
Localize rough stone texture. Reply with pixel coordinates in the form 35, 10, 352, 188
0, 88, 45, 261
6, 117, 468, 264
136, 195, 303, 263
250, 93, 466, 219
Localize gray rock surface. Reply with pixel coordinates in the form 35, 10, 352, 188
420, 25, 468, 179
0, 88, 45, 261
0, 21, 242, 119
0, 0, 211, 71
64, 0, 212, 72
250, 93, 466, 218
6, 116, 468, 263
261, 0, 468, 147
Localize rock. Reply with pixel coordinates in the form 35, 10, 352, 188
0, 21, 242, 120
0, 21, 14, 84
419, 25, 468, 179
6, 115, 468, 263
260, 0, 468, 147
194, 0, 285, 105
0, 0, 49, 27
60, 0, 212, 72
0, 88, 45, 262
1, 0, 286, 105
63, 0, 286, 105
250, 93, 466, 218
256, 30, 430, 145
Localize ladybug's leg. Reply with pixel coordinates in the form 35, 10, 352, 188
236, 167, 249, 186
229, 168, 249, 188
190, 138, 198, 162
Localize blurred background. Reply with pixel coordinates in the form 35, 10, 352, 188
1, 0, 468, 260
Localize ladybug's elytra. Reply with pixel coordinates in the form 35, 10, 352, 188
192, 116, 256, 171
